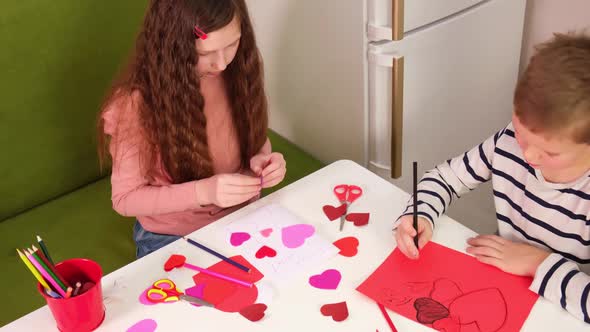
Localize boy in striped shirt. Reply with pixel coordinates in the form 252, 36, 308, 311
394, 33, 590, 322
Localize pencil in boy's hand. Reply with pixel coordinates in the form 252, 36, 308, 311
36, 235, 54, 265
413, 162, 419, 250
182, 236, 251, 273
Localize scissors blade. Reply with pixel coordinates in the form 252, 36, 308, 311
339, 202, 348, 231
179, 294, 214, 307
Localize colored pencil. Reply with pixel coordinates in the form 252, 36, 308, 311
65, 287, 73, 299
25, 250, 67, 297
45, 289, 61, 299
28, 248, 67, 292
182, 236, 250, 273
413, 161, 419, 249
32, 246, 70, 288
36, 235, 54, 265
16, 249, 51, 292
378, 303, 399, 332
73, 282, 82, 296
183, 262, 253, 288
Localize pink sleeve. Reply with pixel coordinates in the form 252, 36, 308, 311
103, 95, 201, 217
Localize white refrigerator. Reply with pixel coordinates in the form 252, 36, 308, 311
247, 0, 526, 230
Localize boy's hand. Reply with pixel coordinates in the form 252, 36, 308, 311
250, 152, 286, 188
466, 235, 550, 276
394, 215, 433, 259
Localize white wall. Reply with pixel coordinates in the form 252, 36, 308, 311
520, 0, 590, 72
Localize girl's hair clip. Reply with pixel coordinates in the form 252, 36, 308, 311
194, 26, 208, 40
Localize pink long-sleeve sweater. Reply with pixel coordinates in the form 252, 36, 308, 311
102, 82, 253, 236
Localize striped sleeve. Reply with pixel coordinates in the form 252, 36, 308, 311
397, 127, 505, 228
530, 253, 590, 323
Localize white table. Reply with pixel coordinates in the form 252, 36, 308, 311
3, 160, 588, 331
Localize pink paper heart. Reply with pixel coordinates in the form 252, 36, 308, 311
260, 228, 273, 237
230, 232, 251, 247
309, 269, 342, 290
281, 224, 315, 249
126, 319, 157, 332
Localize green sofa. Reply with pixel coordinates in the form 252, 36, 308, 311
0, 1, 323, 326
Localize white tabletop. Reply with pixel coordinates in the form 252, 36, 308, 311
2, 160, 588, 331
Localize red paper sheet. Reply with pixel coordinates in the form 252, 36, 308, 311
192, 255, 263, 313
357, 242, 538, 332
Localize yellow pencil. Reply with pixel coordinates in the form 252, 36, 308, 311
16, 248, 51, 292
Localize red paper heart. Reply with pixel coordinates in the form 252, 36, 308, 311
255, 245, 277, 259
320, 301, 349, 322
432, 317, 461, 332
345, 213, 370, 226
164, 254, 186, 272
323, 204, 347, 221
239, 303, 267, 322
448, 288, 507, 332
333, 237, 359, 257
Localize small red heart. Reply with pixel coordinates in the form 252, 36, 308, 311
239, 303, 267, 322
321, 301, 349, 322
333, 237, 359, 257
255, 245, 277, 259
323, 204, 347, 221
345, 213, 370, 226
164, 254, 186, 272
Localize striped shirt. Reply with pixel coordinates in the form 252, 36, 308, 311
402, 122, 590, 323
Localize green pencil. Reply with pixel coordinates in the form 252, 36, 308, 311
28, 248, 67, 292
36, 235, 54, 265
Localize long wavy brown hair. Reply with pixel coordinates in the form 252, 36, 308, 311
97, 0, 268, 183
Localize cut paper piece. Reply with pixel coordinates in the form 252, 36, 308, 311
255, 245, 277, 259
357, 242, 538, 332
320, 301, 349, 322
309, 269, 342, 290
333, 237, 359, 257
193, 255, 263, 313
345, 212, 370, 226
239, 303, 268, 322
323, 204, 347, 221
230, 232, 251, 247
225, 204, 339, 285
281, 224, 315, 249
164, 254, 186, 271
260, 228, 273, 238
185, 283, 206, 307
126, 319, 157, 332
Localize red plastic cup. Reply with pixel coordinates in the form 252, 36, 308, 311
37, 258, 105, 332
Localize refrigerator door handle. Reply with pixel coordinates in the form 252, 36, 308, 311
367, 0, 404, 42
391, 55, 404, 179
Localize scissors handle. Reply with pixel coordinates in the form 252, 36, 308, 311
146, 279, 182, 303
333, 184, 349, 202
346, 185, 363, 203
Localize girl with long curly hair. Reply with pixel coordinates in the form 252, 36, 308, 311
97, 0, 286, 258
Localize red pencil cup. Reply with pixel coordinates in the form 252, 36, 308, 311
37, 258, 105, 332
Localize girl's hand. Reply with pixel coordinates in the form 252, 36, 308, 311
394, 215, 433, 259
466, 235, 550, 276
250, 152, 286, 188
195, 173, 261, 208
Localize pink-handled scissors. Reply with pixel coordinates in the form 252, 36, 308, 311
146, 279, 213, 307
333, 184, 363, 231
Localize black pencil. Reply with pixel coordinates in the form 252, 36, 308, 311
182, 236, 251, 273
413, 162, 419, 249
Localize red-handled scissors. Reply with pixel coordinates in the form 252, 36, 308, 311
146, 279, 213, 307
333, 184, 363, 231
